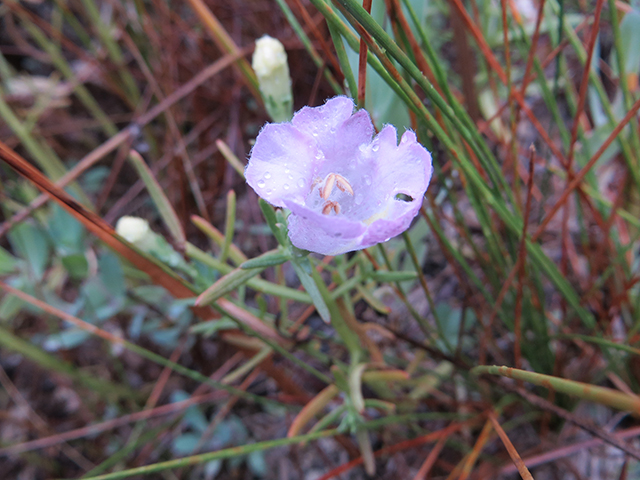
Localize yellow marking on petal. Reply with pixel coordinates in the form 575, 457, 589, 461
363, 205, 392, 225
334, 174, 354, 196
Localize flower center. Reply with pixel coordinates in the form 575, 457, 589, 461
312, 173, 354, 215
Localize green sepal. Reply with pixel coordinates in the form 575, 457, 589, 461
258, 199, 288, 247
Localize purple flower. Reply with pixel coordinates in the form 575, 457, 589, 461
245, 96, 433, 255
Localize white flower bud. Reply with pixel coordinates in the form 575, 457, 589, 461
115, 216, 157, 253
115, 216, 149, 243
115, 216, 198, 278
253, 36, 287, 77
252, 35, 293, 122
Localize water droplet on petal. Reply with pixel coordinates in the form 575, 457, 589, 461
257, 179, 266, 188
264, 172, 271, 179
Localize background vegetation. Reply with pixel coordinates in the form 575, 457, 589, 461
0, 0, 639, 478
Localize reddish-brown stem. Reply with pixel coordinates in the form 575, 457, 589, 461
357, 0, 373, 108
532, 95, 640, 242
520, 0, 547, 96
514, 146, 536, 369
287, 0, 343, 77
316, 421, 471, 480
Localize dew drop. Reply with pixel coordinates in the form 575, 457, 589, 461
264, 172, 272, 179
257, 179, 266, 188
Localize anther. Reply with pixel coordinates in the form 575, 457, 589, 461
320, 174, 336, 200
318, 173, 354, 199
321, 200, 340, 215
334, 174, 354, 196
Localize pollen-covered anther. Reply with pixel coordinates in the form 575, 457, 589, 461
320, 174, 336, 199
319, 173, 354, 199
334, 174, 354, 196
321, 200, 340, 215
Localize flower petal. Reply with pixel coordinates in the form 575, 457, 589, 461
245, 123, 316, 207
284, 200, 365, 239
371, 126, 433, 202
360, 201, 421, 248
292, 97, 374, 161
287, 212, 363, 256
292, 96, 354, 136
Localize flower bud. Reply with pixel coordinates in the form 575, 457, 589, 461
252, 35, 293, 122
116, 216, 154, 249
116, 216, 199, 280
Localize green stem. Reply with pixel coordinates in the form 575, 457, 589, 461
472, 365, 640, 414
78, 429, 340, 480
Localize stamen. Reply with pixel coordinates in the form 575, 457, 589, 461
318, 173, 354, 199
334, 174, 354, 196
321, 200, 341, 215
320, 174, 336, 199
